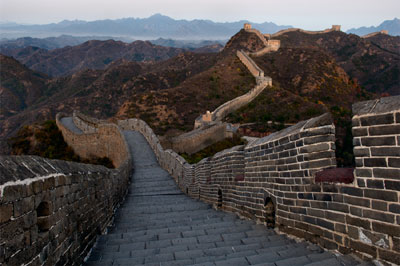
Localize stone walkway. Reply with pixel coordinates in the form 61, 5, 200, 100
84, 131, 372, 266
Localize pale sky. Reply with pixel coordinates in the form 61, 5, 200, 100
0, 0, 399, 31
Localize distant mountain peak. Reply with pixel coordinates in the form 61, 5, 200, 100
347, 17, 400, 36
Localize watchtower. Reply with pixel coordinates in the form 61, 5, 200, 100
380, 30, 389, 35
244, 23, 252, 30
331, 25, 341, 31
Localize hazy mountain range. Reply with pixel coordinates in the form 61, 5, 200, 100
347, 18, 400, 36
1, 15, 399, 42
0, 14, 291, 40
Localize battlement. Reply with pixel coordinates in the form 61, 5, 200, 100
244, 23, 252, 30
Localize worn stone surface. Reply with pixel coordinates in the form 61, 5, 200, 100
85, 131, 371, 266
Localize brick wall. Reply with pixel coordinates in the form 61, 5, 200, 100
120, 95, 399, 264
57, 113, 130, 168
72, 110, 101, 133
170, 123, 232, 154
0, 155, 131, 266
236, 50, 264, 78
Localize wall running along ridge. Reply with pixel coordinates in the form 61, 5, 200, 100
361, 30, 389, 39
120, 95, 400, 264
0, 111, 132, 266
169, 123, 233, 155
271, 25, 342, 37
194, 24, 278, 132
56, 112, 129, 168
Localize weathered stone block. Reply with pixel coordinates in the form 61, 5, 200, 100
13, 197, 34, 218
378, 248, 400, 264
364, 158, 387, 167
371, 147, 400, 156
355, 169, 372, 178
369, 125, 400, 136
366, 179, 384, 189
353, 148, 370, 157
364, 188, 398, 201
352, 127, 368, 137
300, 143, 330, 154
389, 204, 400, 214
346, 215, 371, 230
361, 136, 396, 147
389, 158, 400, 168
371, 200, 387, 211
0, 204, 13, 223
373, 168, 400, 179
360, 113, 394, 126
363, 209, 395, 223
384, 180, 400, 191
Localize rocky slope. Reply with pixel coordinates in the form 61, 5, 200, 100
274, 30, 400, 95
1, 40, 185, 77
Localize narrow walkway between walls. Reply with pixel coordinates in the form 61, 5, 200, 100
84, 131, 372, 266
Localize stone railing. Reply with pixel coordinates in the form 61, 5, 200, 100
211, 76, 271, 122
169, 123, 233, 155
72, 110, 103, 133
0, 154, 131, 265
361, 30, 389, 39
124, 95, 399, 264
118, 118, 194, 193
56, 113, 130, 168
272, 25, 341, 37
236, 50, 265, 78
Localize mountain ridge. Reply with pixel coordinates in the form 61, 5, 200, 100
0, 14, 291, 39
347, 18, 400, 36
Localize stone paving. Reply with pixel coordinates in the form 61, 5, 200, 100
84, 131, 373, 266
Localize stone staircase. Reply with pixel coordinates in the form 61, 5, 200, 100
84, 130, 373, 266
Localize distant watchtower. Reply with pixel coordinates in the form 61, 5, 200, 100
380, 30, 389, 35
244, 23, 252, 30
331, 25, 341, 31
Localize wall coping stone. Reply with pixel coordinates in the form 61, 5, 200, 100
247, 113, 333, 148
353, 95, 400, 116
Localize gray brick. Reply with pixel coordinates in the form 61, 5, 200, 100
369, 125, 400, 135
144, 253, 174, 263
275, 255, 311, 266
371, 147, 400, 156
174, 249, 204, 260
172, 237, 198, 245
146, 239, 171, 249
198, 234, 222, 243
204, 246, 234, 256
246, 252, 281, 264
361, 136, 396, 146
215, 257, 250, 266
159, 245, 188, 254
360, 113, 394, 126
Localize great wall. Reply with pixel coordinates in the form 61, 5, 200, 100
0, 24, 399, 266
175, 24, 279, 155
